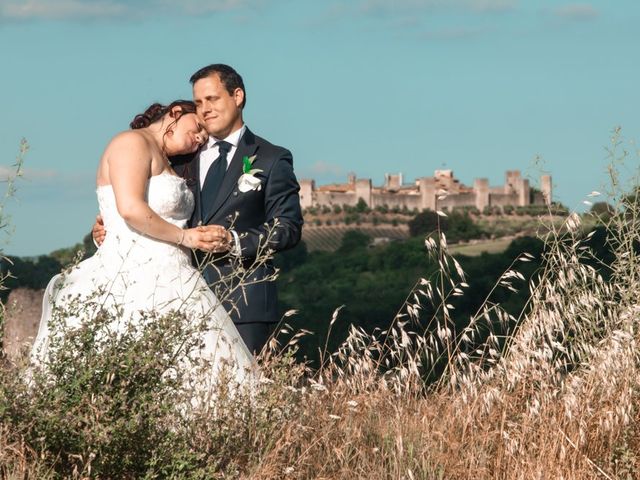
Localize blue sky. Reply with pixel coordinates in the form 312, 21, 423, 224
0, 0, 638, 256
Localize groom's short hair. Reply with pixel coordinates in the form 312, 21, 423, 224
190, 64, 246, 109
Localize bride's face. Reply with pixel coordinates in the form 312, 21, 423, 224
166, 113, 208, 155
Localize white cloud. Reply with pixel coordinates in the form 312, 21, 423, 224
553, 4, 598, 20
23, 168, 58, 180
303, 161, 346, 178
466, 0, 516, 12
0, 0, 254, 20
359, 0, 516, 14
419, 26, 488, 40
1, 0, 126, 19
154, 0, 251, 15
0, 166, 57, 181
0, 165, 19, 181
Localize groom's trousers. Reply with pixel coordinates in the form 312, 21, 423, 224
200, 256, 279, 356
235, 322, 276, 355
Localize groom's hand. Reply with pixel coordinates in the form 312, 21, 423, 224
92, 214, 106, 246
197, 225, 232, 253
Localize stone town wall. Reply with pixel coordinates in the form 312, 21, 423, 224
438, 192, 477, 210
489, 193, 520, 207
300, 170, 552, 212
371, 193, 422, 210
314, 191, 359, 207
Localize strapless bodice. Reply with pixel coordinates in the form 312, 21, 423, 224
96, 171, 194, 267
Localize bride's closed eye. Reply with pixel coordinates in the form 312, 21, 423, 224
196, 125, 208, 146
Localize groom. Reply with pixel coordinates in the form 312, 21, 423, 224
174, 64, 303, 354
93, 64, 303, 354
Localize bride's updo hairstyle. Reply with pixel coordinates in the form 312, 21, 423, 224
129, 100, 197, 130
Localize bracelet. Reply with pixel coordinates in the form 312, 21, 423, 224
177, 229, 186, 246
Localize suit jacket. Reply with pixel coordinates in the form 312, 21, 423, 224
171, 127, 303, 324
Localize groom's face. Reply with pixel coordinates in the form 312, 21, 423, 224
193, 74, 244, 140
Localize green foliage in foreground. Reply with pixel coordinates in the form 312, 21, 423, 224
4, 133, 640, 478
275, 225, 617, 366
1, 289, 302, 478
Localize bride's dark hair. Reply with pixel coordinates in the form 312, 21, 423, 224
130, 100, 197, 129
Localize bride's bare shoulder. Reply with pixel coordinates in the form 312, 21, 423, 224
106, 130, 149, 152
103, 131, 153, 161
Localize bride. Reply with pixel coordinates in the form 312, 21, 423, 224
30, 100, 255, 386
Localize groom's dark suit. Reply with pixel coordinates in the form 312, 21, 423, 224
171, 127, 303, 353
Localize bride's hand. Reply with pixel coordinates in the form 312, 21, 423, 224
197, 225, 233, 252
180, 226, 231, 252
92, 214, 106, 246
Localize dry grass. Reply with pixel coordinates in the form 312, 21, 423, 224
3, 133, 640, 478
242, 188, 640, 479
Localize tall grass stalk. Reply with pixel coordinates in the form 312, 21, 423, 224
3, 134, 640, 478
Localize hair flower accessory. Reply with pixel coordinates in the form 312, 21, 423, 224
237, 155, 263, 192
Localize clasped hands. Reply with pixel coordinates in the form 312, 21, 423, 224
189, 224, 233, 253
92, 215, 233, 253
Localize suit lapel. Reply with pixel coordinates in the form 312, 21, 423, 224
203, 128, 259, 224
192, 153, 202, 224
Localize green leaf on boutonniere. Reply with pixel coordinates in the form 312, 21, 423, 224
242, 155, 257, 174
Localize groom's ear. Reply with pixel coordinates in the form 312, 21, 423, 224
233, 88, 245, 109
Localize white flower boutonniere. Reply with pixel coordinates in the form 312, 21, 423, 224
238, 155, 263, 193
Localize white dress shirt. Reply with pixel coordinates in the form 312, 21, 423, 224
199, 124, 246, 189
198, 124, 246, 256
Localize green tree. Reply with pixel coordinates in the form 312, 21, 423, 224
446, 212, 484, 243
355, 198, 369, 213
274, 240, 309, 273
408, 210, 442, 237
338, 230, 371, 254
590, 201, 616, 221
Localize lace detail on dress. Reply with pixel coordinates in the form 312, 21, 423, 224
96, 171, 195, 268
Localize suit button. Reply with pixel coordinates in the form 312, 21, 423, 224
233, 191, 238, 196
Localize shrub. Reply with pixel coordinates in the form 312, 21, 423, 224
590, 201, 616, 222
408, 209, 441, 237
344, 213, 360, 225
482, 205, 501, 216
355, 198, 369, 213
338, 230, 371, 253
6, 133, 640, 479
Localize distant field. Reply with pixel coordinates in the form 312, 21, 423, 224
301, 213, 576, 254
302, 223, 516, 256
302, 225, 410, 252
448, 237, 514, 256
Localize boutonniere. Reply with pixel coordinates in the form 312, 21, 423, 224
237, 155, 263, 192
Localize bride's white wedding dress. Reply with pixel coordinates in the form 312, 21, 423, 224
31, 171, 254, 386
